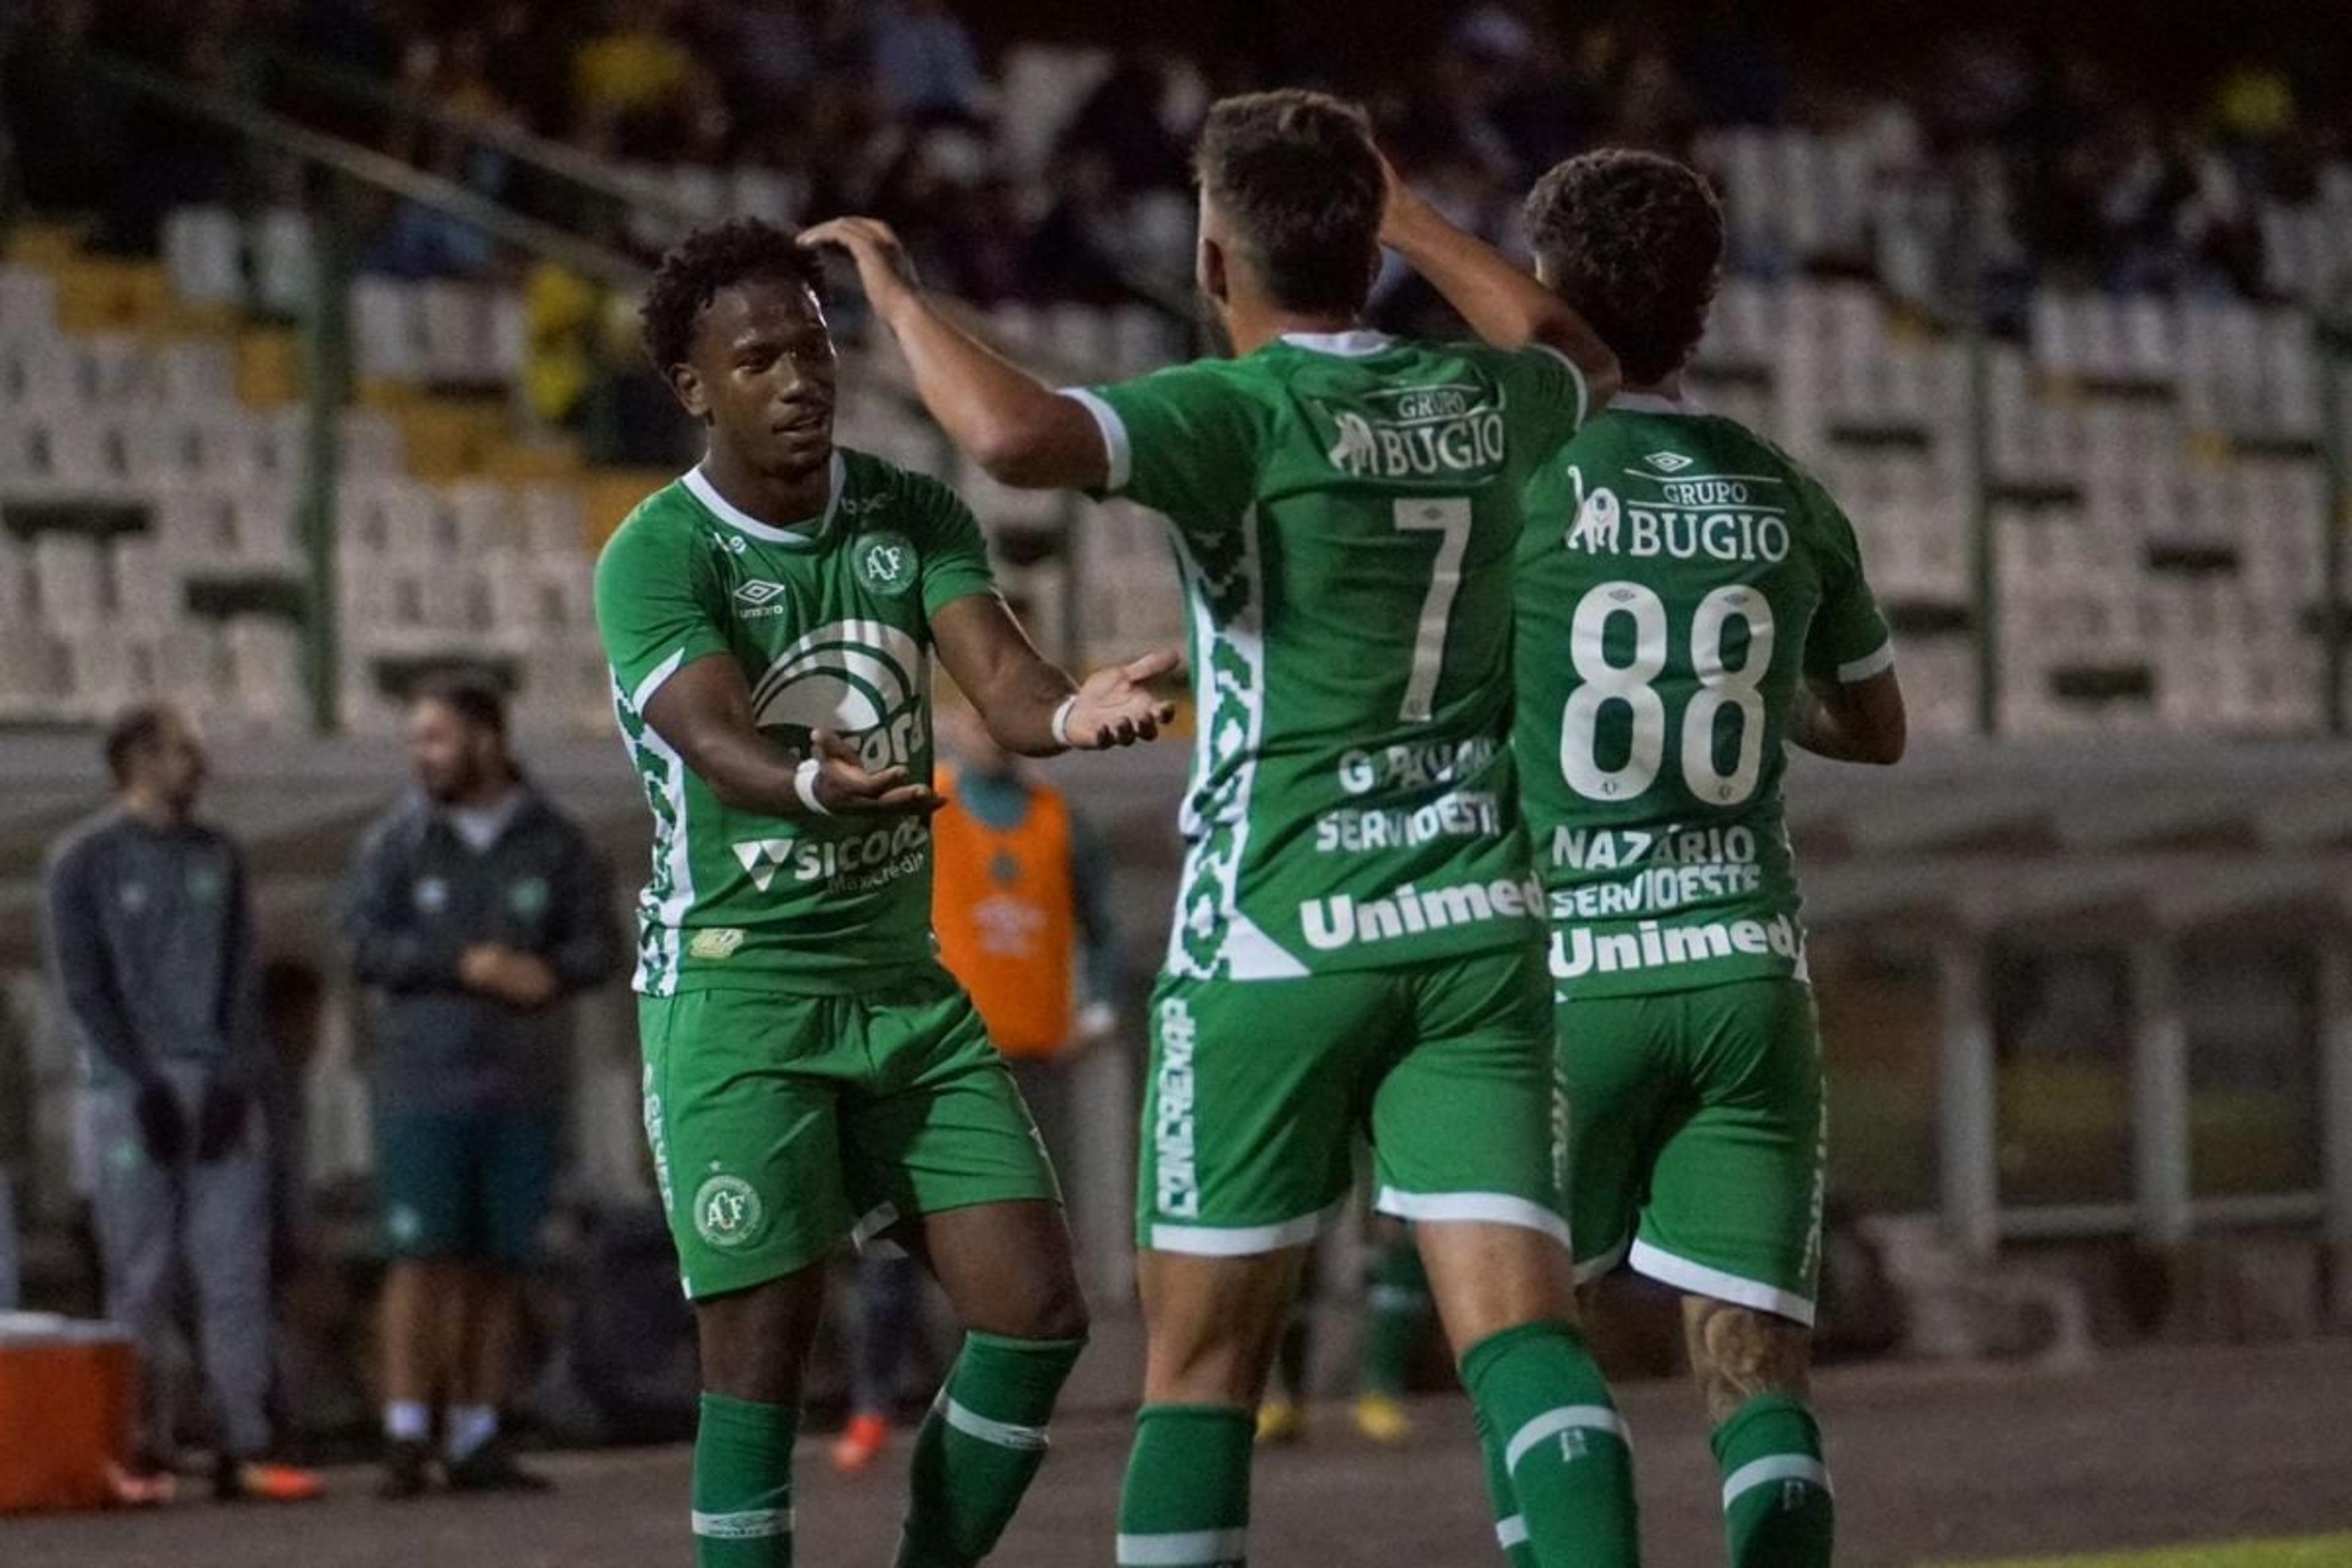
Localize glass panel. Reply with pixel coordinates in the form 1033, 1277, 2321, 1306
1812, 938, 1939, 1212
2185, 941, 2321, 1198
1992, 945, 2133, 1207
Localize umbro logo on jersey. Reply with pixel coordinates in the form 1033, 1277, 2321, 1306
734, 837, 798, 893
734, 580, 793, 618
1645, 451, 1694, 472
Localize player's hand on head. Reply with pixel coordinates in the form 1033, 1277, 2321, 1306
811, 728, 943, 815
1063, 649, 1183, 750
1373, 145, 1425, 244
797, 217, 921, 304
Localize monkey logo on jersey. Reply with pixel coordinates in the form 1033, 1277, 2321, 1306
750, 619, 927, 771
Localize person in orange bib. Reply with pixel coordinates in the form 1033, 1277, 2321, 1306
834, 700, 1121, 1473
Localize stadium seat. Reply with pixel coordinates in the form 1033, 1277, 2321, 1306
162, 207, 245, 314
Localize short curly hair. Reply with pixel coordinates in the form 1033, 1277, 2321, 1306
1195, 90, 1383, 316
640, 219, 827, 372
1524, 151, 1724, 385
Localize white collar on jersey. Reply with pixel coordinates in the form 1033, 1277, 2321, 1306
1278, 329, 1394, 357
682, 450, 846, 546
1611, 391, 1705, 416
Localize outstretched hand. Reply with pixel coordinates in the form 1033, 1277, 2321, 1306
811, 729, 943, 814
1062, 649, 1183, 750
799, 217, 921, 311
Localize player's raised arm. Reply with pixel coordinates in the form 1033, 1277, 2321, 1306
642, 654, 943, 816
1379, 156, 1621, 409
1791, 671, 1908, 766
930, 594, 1179, 756
800, 218, 1112, 490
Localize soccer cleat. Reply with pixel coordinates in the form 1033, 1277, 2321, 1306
380, 1438, 433, 1501
831, 1412, 891, 1473
1254, 1398, 1306, 1446
216, 1455, 327, 1504
443, 1437, 553, 1493
105, 1457, 178, 1507
1352, 1392, 1413, 1446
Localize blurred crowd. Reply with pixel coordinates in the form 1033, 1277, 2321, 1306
2, 0, 2342, 314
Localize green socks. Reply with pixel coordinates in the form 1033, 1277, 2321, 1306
1359, 1237, 1430, 1397
1116, 1404, 1253, 1568
694, 1393, 797, 1568
895, 1331, 1086, 1568
1458, 1321, 1640, 1568
1714, 1395, 1833, 1568
1476, 1408, 1539, 1568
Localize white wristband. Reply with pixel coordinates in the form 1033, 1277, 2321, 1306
1050, 695, 1080, 749
793, 756, 831, 816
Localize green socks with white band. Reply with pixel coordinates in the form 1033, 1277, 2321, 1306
1116, 1404, 1254, 1568
694, 1393, 797, 1567
1458, 1321, 1641, 1567
1714, 1393, 1833, 1567
895, 1331, 1087, 1568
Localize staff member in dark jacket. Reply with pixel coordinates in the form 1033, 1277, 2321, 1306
344, 674, 620, 1498
45, 703, 323, 1504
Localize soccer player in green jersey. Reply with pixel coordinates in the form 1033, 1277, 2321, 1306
808, 91, 1648, 1568
1408, 150, 1907, 1568
594, 219, 1178, 1568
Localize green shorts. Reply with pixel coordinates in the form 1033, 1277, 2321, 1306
375, 1102, 561, 1265
1139, 944, 1566, 1256
1558, 978, 1825, 1325
638, 968, 1060, 1299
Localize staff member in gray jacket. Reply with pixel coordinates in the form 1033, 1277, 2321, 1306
45, 703, 324, 1504
344, 674, 620, 1498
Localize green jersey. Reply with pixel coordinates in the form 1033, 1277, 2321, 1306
1069, 330, 1590, 981
594, 449, 997, 997
1517, 393, 1893, 1000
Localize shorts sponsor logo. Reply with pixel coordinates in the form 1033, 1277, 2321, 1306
642, 1064, 676, 1212
1298, 873, 1542, 953
1550, 913, 1801, 979
694, 1173, 764, 1249
1153, 1000, 1201, 1219
688, 927, 746, 960
853, 532, 918, 597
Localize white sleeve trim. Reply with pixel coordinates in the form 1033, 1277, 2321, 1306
1836, 640, 1896, 684
1526, 341, 1592, 429
627, 647, 690, 715
1058, 387, 1131, 494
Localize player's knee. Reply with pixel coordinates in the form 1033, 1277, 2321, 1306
1684, 1297, 1812, 1420
1015, 1273, 1091, 1343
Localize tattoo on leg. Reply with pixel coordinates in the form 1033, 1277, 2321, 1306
1683, 1296, 1812, 1426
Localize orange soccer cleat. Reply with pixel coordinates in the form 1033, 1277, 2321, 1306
831, 1413, 891, 1473
216, 1457, 327, 1504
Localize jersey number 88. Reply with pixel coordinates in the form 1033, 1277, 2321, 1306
1563, 581, 1775, 807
